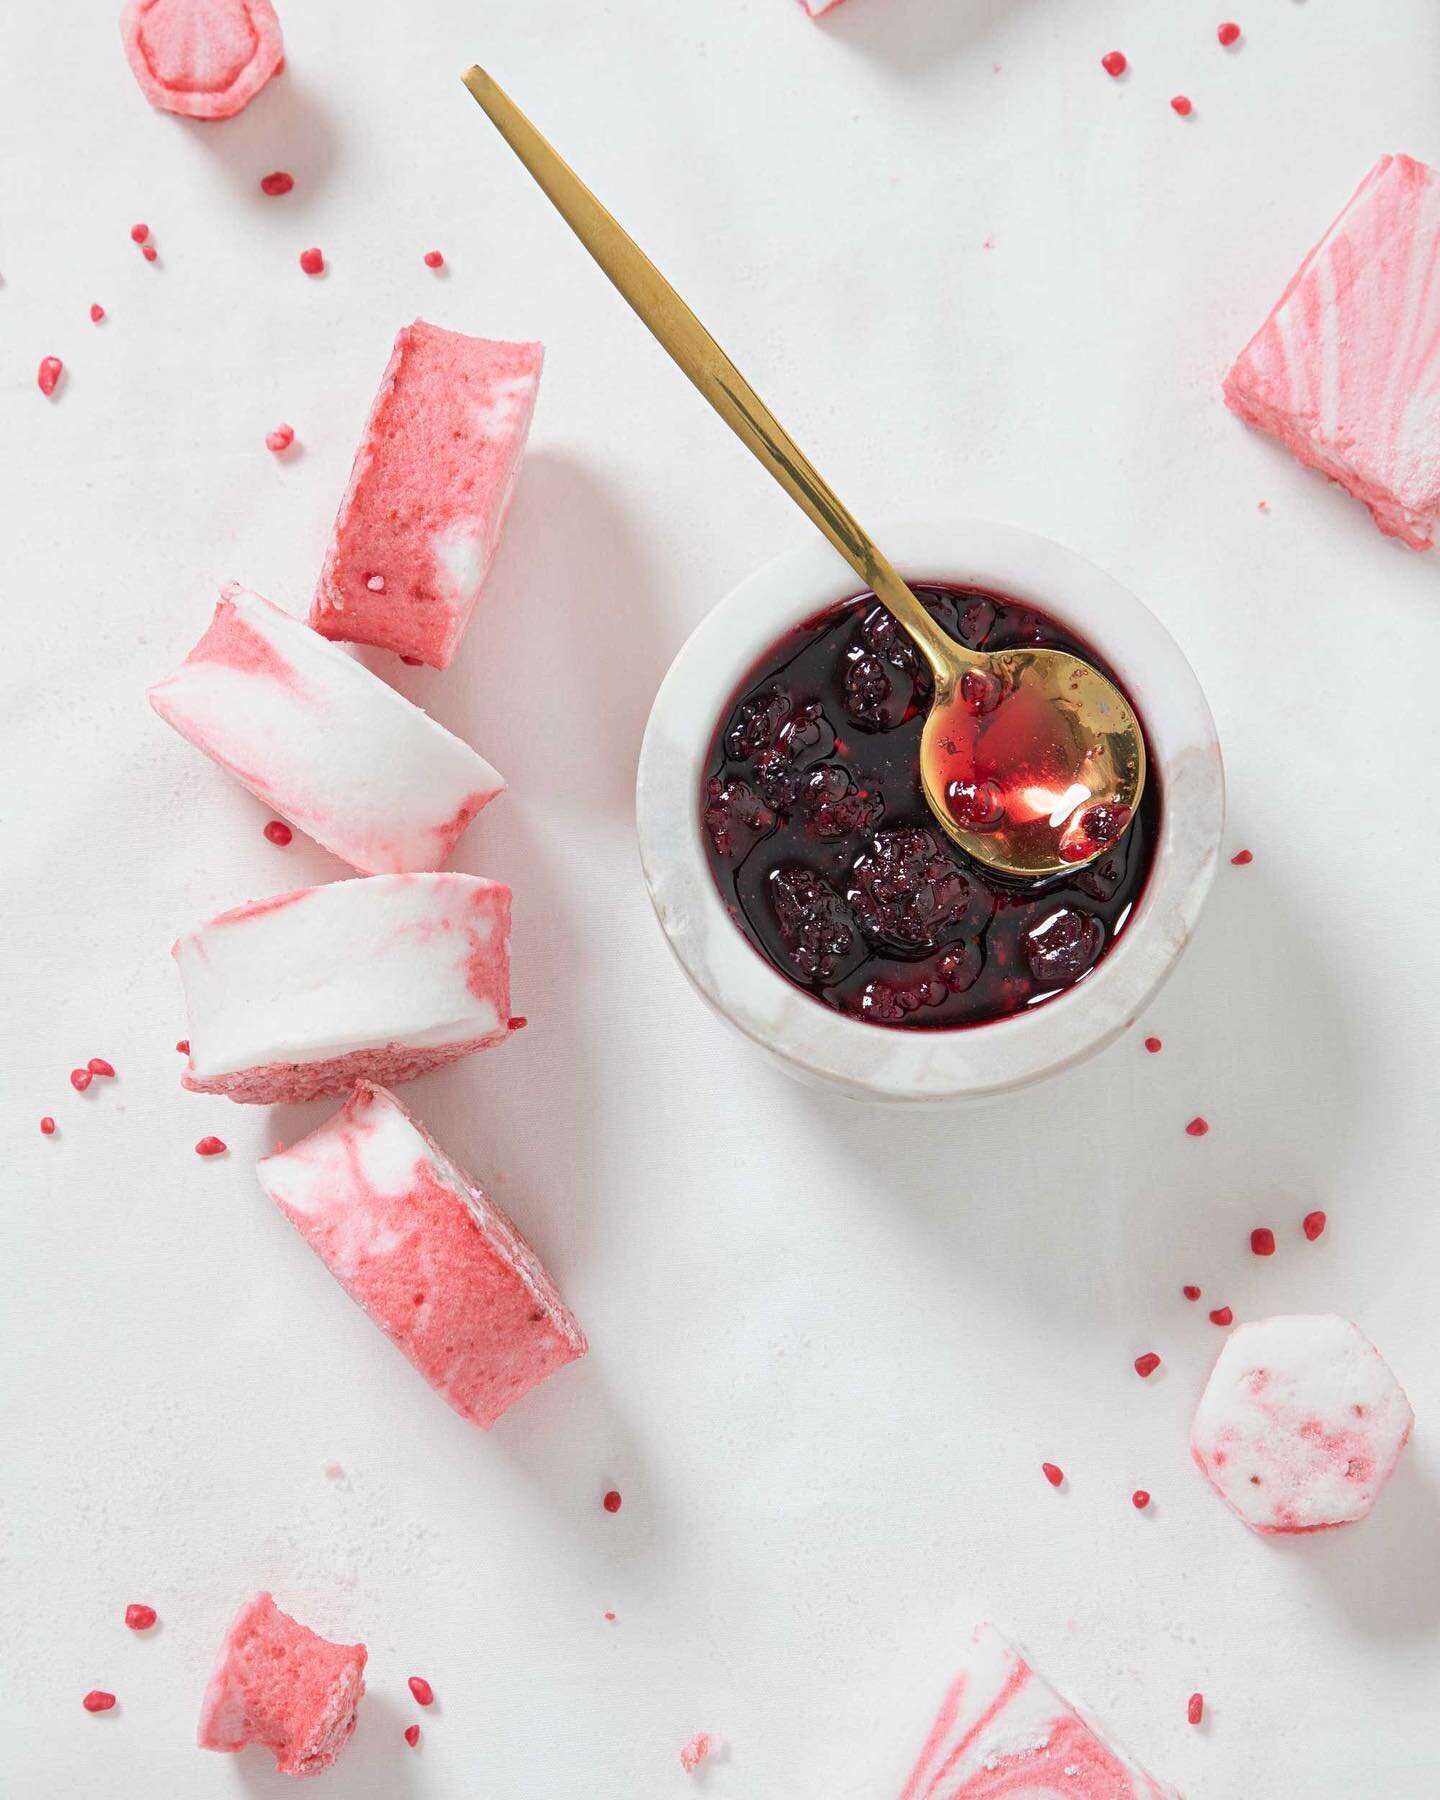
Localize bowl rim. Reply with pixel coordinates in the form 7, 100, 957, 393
636, 518, 1225, 1101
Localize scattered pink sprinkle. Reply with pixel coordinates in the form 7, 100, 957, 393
70, 1067, 93, 1093
1182, 1284, 1202, 1302
404, 1724, 421, 1747
1041, 1462, 1064, 1488
1144, 1036, 1162, 1054
603, 1489, 623, 1513
680, 1733, 716, 1774
265, 423, 295, 454
83, 1691, 116, 1713
604, 1611, 616, 1622
366, 574, 386, 592
508, 1016, 528, 1032
1188, 1692, 1205, 1726
40, 1116, 56, 1136
90, 303, 105, 323
1101, 50, 1127, 77
195, 1136, 227, 1157
407, 1676, 434, 1707
1250, 1227, 1275, 1257
423, 250, 445, 269
1303, 1210, 1327, 1242
260, 171, 295, 197
299, 247, 325, 276
88, 1058, 116, 1078
1134, 1352, 1161, 1379
323, 1460, 344, 1479
130, 223, 149, 244
175, 1039, 189, 1055
1171, 95, 1193, 116
124, 1604, 157, 1632
1217, 22, 1241, 47
1231, 849, 1253, 865
1132, 1490, 1151, 1510
142, 244, 158, 262
1185, 1116, 1209, 1137
1257, 500, 1270, 512
263, 819, 293, 846
1209, 1306, 1234, 1327
38, 356, 63, 397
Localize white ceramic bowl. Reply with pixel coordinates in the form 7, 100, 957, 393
636, 519, 1224, 1102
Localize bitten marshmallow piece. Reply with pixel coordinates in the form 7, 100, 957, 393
1190, 1314, 1414, 1534
257, 1083, 587, 1428
149, 587, 503, 874
197, 1593, 366, 1778
1224, 154, 1440, 549
312, 321, 542, 669
843, 1625, 1180, 1799
175, 874, 512, 1105
121, 0, 284, 121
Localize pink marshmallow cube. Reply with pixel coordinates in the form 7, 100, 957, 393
174, 874, 512, 1105
257, 1082, 587, 1428
846, 1626, 1180, 1798
1224, 154, 1440, 549
1191, 1314, 1414, 1534
197, 1592, 366, 1778
149, 586, 503, 874
312, 321, 542, 669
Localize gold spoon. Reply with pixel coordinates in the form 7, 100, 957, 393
462, 65, 1145, 877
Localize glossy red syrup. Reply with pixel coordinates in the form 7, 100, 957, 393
701, 586, 1157, 1031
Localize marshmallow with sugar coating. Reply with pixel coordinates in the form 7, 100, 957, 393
257, 1082, 586, 1428
197, 1592, 366, 1778
174, 874, 511, 1105
841, 1624, 1180, 1798
1224, 154, 1440, 549
149, 586, 503, 874
1190, 1314, 1413, 1533
312, 321, 542, 669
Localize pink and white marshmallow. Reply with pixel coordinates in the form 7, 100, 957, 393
257, 1083, 586, 1428
312, 321, 543, 669
1224, 154, 1440, 549
197, 1592, 366, 1778
149, 586, 502, 874
844, 1625, 1180, 1798
1191, 1314, 1414, 1534
174, 874, 512, 1105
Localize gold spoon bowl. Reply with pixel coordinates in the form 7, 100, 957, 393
462, 64, 1147, 878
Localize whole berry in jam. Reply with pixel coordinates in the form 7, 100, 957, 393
703, 778, 774, 860
1022, 907, 1102, 985
769, 866, 862, 983
803, 764, 882, 841
725, 689, 790, 762
847, 827, 971, 950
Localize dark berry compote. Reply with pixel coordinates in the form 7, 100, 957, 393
700, 585, 1159, 1030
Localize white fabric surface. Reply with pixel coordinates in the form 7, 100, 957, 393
4, 2, 1439, 1795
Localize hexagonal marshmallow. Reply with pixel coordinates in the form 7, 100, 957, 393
1191, 1315, 1413, 1534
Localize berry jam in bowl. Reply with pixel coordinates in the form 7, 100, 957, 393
636, 521, 1224, 1102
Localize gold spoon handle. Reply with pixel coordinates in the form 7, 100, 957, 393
461, 64, 963, 683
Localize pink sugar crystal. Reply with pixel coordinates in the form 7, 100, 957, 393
1225, 155, 1440, 549
312, 321, 542, 669
1191, 1315, 1413, 1533
173, 874, 512, 1104
846, 1625, 1179, 1797
680, 1732, 717, 1773
257, 1082, 587, 1428
197, 1593, 366, 1777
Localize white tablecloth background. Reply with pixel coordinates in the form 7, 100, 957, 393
4, 2, 1439, 1794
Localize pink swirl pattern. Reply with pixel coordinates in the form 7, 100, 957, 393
854, 1627, 1181, 1799
1224, 154, 1440, 549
